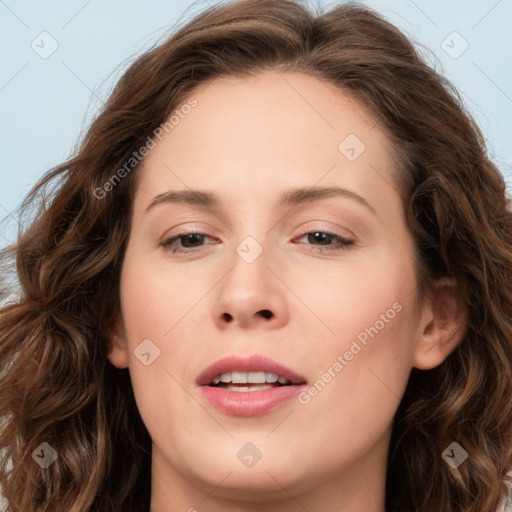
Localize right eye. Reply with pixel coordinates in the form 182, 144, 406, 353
161, 231, 218, 254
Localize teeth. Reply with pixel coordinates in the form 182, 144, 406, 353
232, 371, 248, 383
224, 384, 274, 392
211, 371, 291, 385
248, 371, 266, 383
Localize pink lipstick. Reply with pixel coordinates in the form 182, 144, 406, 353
196, 353, 307, 416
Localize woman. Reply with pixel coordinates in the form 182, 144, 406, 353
1, 0, 511, 511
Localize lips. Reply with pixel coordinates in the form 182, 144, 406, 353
196, 354, 306, 416
196, 353, 307, 387
196, 354, 308, 416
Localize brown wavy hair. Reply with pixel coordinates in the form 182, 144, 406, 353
1, 0, 512, 510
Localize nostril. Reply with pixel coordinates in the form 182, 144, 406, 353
259, 310, 272, 319
222, 313, 233, 322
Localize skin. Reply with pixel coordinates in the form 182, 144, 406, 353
107, 70, 467, 512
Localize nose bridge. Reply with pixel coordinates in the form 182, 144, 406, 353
227, 231, 272, 302
227, 202, 274, 269
212, 229, 289, 329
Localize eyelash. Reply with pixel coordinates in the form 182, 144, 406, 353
161, 228, 354, 254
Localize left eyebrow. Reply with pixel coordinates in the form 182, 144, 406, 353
145, 186, 377, 216
278, 186, 377, 215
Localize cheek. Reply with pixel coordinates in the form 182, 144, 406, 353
117, 246, 226, 413
305, 295, 414, 406
119, 247, 207, 346
292, 304, 416, 473
117, 253, 188, 420
292, 253, 417, 429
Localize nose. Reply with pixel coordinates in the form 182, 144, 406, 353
212, 242, 289, 330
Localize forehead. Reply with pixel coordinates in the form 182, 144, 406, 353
133, 70, 400, 217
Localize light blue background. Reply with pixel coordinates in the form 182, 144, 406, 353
1, 0, 511, 249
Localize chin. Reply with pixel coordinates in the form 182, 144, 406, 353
196, 466, 307, 503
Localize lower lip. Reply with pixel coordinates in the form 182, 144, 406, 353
199, 384, 307, 416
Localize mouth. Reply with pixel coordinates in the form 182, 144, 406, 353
196, 353, 307, 388
208, 371, 298, 391
196, 354, 307, 416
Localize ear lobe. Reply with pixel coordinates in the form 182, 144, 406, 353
413, 277, 468, 370
106, 316, 130, 369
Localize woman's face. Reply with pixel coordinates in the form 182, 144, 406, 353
107, 70, 452, 507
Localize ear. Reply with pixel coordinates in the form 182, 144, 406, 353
413, 277, 468, 370
106, 315, 130, 369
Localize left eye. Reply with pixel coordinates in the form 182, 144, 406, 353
161, 230, 354, 254
294, 230, 354, 252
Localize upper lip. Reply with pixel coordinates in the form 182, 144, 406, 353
196, 353, 307, 386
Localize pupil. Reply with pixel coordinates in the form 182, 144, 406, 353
310, 232, 329, 245
183, 233, 202, 247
